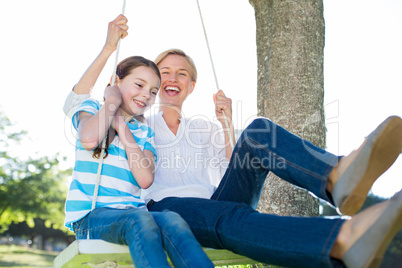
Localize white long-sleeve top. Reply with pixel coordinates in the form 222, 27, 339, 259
142, 111, 228, 203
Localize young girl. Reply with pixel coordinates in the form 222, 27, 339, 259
64, 15, 213, 268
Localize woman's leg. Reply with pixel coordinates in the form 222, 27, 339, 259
212, 118, 339, 208
212, 116, 402, 215
151, 211, 214, 268
149, 192, 402, 268
75, 207, 171, 268
148, 197, 344, 268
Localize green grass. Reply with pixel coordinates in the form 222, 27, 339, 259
0, 244, 273, 268
0, 245, 58, 268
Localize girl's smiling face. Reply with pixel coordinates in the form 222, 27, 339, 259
158, 54, 196, 109
118, 66, 160, 119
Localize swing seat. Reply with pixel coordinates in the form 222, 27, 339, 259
54, 239, 258, 267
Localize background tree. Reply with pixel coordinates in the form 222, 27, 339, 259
0, 110, 71, 236
249, 0, 325, 216
2, 218, 75, 250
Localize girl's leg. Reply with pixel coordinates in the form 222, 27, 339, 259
151, 211, 214, 268
75, 207, 171, 268
212, 118, 339, 208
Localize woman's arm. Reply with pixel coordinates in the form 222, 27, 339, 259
74, 14, 128, 95
112, 110, 155, 189
214, 90, 235, 160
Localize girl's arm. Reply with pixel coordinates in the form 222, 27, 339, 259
112, 109, 155, 189
77, 86, 122, 150
64, 15, 128, 118
214, 90, 235, 160
73, 14, 128, 95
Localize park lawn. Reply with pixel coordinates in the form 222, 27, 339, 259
0, 244, 268, 267
0, 245, 57, 268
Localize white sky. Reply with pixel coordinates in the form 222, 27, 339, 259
0, 0, 401, 198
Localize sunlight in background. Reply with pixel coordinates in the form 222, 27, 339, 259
0, 0, 400, 197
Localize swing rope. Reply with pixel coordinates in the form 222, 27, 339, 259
89, 0, 127, 234
195, 0, 235, 150
110, 0, 127, 87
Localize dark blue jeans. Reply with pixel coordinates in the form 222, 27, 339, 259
148, 118, 346, 267
74, 207, 213, 268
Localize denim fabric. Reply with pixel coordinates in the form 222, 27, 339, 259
212, 118, 341, 208
148, 118, 346, 267
74, 207, 213, 268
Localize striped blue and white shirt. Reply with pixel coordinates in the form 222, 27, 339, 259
64, 98, 157, 231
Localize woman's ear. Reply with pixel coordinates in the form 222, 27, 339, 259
188, 80, 196, 95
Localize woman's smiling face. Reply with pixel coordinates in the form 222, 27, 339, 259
158, 54, 196, 109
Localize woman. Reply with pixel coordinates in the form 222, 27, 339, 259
64, 14, 402, 268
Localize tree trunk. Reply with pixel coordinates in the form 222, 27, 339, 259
249, 0, 326, 216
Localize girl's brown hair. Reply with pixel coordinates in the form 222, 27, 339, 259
93, 56, 160, 159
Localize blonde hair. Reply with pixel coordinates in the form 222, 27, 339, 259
154, 49, 197, 82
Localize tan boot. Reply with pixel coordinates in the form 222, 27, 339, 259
342, 189, 402, 268
332, 116, 402, 215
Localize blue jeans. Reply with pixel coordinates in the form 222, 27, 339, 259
73, 207, 213, 268
148, 118, 346, 267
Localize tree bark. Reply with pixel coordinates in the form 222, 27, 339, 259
249, 0, 326, 216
